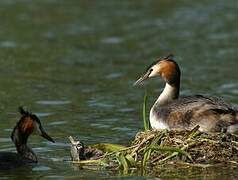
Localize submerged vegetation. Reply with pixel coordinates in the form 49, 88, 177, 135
70, 91, 238, 174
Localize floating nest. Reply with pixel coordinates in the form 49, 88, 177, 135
70, 126, 238, 172
131, 126, 238, 166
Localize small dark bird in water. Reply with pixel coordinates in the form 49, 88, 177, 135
134, 55, 238, 133
0, 107, 55, 170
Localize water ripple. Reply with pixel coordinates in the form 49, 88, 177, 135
35, 112, 54, 117
32, 166, 51, 171
0, 41, 17, 48
49, 121, 67, 126
36, 100, 71, 105
106, 72, 124, 79
101, 37, 123, 44
88, 100, 115, 109
0, 138, 10, 143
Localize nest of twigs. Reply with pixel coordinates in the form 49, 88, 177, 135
130, 126, 238, 168
71, 126, 238, 173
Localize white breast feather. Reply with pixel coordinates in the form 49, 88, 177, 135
150, 109, 169, 130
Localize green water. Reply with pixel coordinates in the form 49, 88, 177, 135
0, 0, 237, 179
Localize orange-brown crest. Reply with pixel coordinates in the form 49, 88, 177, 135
158, 60, 177, 81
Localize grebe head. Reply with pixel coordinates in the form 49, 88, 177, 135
11, 107, 55, 145
134, 54, 181, 86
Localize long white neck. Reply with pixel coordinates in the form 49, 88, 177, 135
156, 83, 179, 106
149, 82, 180, 129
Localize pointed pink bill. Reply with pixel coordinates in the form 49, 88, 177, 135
133, 70, 151, 86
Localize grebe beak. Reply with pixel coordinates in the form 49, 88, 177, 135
39, 126, 55, 143
133, 70, 151, 86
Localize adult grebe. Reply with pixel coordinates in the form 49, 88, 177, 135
134, 55, 238, 133
0, 107, 55, 170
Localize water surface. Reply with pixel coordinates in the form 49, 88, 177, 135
0, 0, 237, 179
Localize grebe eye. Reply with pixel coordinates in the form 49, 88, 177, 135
150, 68, 153, 72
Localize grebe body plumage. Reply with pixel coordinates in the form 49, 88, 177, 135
0, 107, 55, 170
134, 55, 238, 133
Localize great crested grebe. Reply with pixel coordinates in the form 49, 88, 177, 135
134, 55, 238, 133
0, 107, 55, 170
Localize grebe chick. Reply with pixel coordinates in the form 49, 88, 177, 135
0, 107, 55, 170
134, 55, 238, 133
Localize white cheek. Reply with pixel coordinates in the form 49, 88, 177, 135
149, 71, 158, 77
149, 66, 161, 78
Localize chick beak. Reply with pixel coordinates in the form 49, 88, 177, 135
133, 70, 151, 86
40, 126, 55, 143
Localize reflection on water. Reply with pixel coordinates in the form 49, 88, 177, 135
0, 41, 18, 48
36, 100, 71, 105
0, 0, 237, 179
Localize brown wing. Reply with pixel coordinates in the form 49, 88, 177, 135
157, 95, 237, 132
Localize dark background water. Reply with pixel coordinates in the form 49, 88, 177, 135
0, 0, 237, 179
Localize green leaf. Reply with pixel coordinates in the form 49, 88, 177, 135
149, 146, 193, 162
116, 152, 129, 172
142, 148, 152, 168
72, 159, 107, 166
141, 130, 167, 168
91, 143, 127, 152
185, 125, 200, 139
125, 154, 136, 167
143, 89, 149, 130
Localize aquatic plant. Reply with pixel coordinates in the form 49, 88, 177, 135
142, 89, 150, 130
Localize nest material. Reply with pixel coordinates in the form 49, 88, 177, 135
70, 126, 238, 172
130, 126, 238, 167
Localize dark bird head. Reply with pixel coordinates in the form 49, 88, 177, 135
11, 107, 55, 145
134, 54, 181, 86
